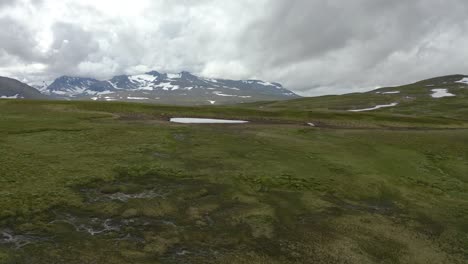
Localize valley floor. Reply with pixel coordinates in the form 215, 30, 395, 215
0, 100, 467, 263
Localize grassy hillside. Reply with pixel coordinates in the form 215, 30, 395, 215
0, 77, 47, 99
246, 74, 468, 120
0, 99, 467, 263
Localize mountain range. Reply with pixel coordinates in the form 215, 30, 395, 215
32, 71, 299, 105
1, 73, 467, 111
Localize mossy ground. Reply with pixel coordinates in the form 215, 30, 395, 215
0, 99, 467, 263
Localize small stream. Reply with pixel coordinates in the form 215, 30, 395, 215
49, 212, 178, 240
0, 229, 45, 249
82, 188, 170, 203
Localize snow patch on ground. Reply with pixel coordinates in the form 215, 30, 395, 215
0, 94, 21, 99
127, 97, 149, 100
431, 89, 455, 98
455, 77, 468, 84
96, 90, 114, 95
213, 91, 236, 97
170, 118, 248, 124
208, 100, 216, 105
104, 96, 117, 101
382, 91, 400, 94
349, 103, 398, 112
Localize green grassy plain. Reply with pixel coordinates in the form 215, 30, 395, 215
0, 99, 467, 263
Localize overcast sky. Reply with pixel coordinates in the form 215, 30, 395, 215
1, 0, 468, 95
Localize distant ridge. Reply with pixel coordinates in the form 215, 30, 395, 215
0, 76, 47, 99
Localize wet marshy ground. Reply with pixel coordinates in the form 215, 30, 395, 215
1, 173, 314, 263
0, 171, 458, 264
0, 230, 46, 249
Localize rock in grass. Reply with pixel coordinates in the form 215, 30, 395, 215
143, 236, 180, 256
122, 208, 139, 218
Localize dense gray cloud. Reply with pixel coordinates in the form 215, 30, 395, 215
0, 0, 14, 7
0, 0, 468, 95
0, 17, 41, 61
47, 22, 101, 74
240, 0, 468, 93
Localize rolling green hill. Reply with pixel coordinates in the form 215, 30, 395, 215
0, 98, 467, 263
244, 74, 468, 120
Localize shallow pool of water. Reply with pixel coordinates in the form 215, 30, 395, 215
170, 118, 248, 124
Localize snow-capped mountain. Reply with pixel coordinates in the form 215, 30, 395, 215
41, 71, 299, 105
30, 81, 51, 93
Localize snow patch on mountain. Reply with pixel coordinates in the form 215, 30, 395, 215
167, 73, 181, 79
431, 89, 455, 98
157, 82, 179, 91
107, 81, 119, 89
204, 78, 219, 83
38, 71, 299, 104
129, 74, 158, 90
130, 74, 157, 83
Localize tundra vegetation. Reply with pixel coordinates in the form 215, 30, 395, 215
0, 95, 467, 263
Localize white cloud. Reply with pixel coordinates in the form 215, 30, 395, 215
0, 0, 467, 95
